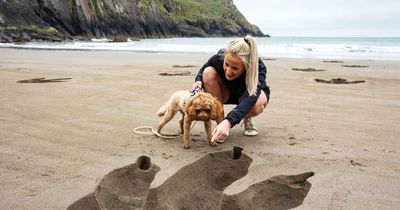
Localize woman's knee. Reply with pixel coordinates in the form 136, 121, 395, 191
247, 92, 268, 117
202, 66, 229, 103
202, 66, 218, 85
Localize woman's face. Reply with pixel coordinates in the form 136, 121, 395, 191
223, 52, 245, 81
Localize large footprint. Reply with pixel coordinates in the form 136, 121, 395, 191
68, 156, 159, 210
144, 147, 252, 210
68, 148, 314, 210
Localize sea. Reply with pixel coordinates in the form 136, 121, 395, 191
1, 37, 400, 60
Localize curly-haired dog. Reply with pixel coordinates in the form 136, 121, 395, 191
157, 90, 224, 149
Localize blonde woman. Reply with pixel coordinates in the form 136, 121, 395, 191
193, 35, 270, 143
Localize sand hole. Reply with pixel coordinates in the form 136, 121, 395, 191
137, 155, 151, 170
233, 146, 243, 159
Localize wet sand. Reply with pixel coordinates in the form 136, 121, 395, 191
0, 48, 400, 209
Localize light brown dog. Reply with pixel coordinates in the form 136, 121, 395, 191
157, 90, 224, 149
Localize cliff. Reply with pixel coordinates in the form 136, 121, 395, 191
0, 0, 266, 42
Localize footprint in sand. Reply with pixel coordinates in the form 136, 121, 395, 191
144, 147, 252, 210
68, 147, 314, 210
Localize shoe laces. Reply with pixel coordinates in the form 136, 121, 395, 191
243, 118, 256, 130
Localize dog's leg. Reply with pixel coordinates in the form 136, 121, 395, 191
205, 120, 217, 146
183, 117, 192, 149
157, 108, 178, 133
179, 111, 184, 134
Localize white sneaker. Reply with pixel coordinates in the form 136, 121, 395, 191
243, 117, 258, 136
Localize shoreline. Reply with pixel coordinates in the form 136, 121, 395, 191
1, 48, 400, 209
2, 47, 400, 62
2, 36, 400, 61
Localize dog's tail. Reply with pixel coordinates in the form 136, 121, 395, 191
156, 104, 167, 117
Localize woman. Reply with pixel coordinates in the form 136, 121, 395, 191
193, 35, 270, 143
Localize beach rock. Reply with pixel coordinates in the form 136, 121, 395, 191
0, 0, 266, 43
341, 64, 370, 68
315, 78, 365, 84
112, 35, 128, 42
17, 77, 71, 83
292, 67, 326, 72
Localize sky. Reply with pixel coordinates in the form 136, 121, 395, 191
232, 0, 400, 37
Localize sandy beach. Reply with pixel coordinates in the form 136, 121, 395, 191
1, 48, 400, 209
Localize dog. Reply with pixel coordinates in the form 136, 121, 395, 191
156, 90, 224, 149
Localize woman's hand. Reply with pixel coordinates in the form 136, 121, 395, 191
192, 81, 203, 91
211, 119, 231, 143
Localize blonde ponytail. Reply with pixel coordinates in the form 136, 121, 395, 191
225, 35, 259, 96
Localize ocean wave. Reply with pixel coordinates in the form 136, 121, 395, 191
1, 37, 400, 60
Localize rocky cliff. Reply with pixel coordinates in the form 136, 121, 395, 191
0, 0, 266, 42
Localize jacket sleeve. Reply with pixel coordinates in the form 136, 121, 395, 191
225, 59, 268, 127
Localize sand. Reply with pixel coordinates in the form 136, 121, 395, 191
0, 48, 400, 209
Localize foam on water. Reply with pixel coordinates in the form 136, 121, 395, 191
1, 37, 400, 60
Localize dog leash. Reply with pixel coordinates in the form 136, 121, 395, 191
134, 89, 203, 139
190, 87, 204, 96
133, 126, 182, 139
133, 121, 199, 139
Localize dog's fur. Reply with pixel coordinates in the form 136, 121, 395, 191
157, 90, 224, 149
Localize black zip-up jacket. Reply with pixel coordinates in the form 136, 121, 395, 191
195, 49, 270, 127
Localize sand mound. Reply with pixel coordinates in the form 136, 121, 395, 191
68, 147, 313, 210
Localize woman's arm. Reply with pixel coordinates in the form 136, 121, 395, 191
224, 59, 268, 127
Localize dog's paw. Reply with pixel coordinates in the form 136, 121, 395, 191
183, 144, 191, 149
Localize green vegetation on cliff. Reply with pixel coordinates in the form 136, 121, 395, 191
0, 0, 266, 42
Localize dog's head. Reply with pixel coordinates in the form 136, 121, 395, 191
184, 92, 223, 121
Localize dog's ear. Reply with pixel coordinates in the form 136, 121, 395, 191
211, 97, 224, 120
184, 97, 197, 117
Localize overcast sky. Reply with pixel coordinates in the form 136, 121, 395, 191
233, 0, 400, 37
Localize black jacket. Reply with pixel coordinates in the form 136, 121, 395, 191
195, 49, 270, 127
